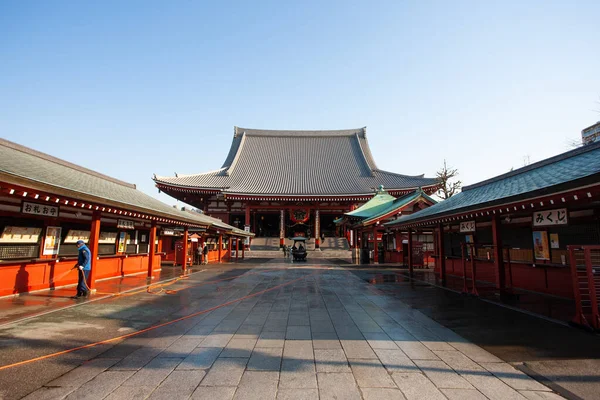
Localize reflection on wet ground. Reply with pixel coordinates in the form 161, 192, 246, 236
0, 260, 598, 399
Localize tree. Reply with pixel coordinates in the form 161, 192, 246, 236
436, 160, 462, 199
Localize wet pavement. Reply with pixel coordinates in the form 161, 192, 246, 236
0, 259, 596, 399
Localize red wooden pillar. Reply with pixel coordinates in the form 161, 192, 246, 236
437, 223, 446, 285
182, 227, 189, 271
315, 209, 320, 248
147, 221, 157, 278
492, 215, 505, 290
87, 211, 101, 291
279, 209, 285, 248
236, 237, 240, 261
407, 229, 413, 274
372, 226, 379, 264
218, 234, 223, 263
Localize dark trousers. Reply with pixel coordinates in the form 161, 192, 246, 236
77, 269, 90, 295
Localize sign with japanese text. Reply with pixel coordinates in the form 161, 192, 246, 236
22, 201, 59, 217
161, 229, 175, 236
117, 219, 135, 230
244, 225, 250, 246
459, 221, 476, 232
0, 226, 42, 243
64, 230, 90, 243
533, 208, 567, 226
43, 226, 62, 255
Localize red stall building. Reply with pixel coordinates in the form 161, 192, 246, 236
0, 139, 253, 297
385, 141, 600, 326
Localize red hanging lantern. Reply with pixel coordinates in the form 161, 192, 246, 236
290, 208, 310, 223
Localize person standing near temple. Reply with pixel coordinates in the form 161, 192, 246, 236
73, 240, 91, 298
202, 243, 209, 265
196, 244, 202, 265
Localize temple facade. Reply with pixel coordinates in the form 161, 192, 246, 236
154, 127, 439, 248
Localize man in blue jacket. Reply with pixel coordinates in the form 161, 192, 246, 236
74, 240, 92, 298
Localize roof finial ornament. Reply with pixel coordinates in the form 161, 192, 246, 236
233, 126, 238, 138
377, 184, 385, 193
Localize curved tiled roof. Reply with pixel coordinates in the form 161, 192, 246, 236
155, 127, 438, 195
385, 141, 600, 227
0, 138, 251, 235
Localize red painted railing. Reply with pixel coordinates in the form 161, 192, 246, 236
568, 245, 600, 330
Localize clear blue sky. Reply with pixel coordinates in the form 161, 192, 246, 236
2, 1, 599, 206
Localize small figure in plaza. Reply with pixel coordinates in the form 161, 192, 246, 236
196, 245, 202, 265
282, 245, 287, 258
73, 240, 91, 298
202, 243, 209, 264
321, 232, 325, 243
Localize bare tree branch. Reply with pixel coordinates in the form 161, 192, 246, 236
436, 160, 462, 200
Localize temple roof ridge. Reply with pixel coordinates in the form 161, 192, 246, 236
372, 168, 427, 179
154, 167, 227, 183
234, 126, 367, 137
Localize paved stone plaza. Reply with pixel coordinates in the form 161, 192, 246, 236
0, 261, 565, 399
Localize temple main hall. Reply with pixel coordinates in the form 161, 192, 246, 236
154, 127, 439, 248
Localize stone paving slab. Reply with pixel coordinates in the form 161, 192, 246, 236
64, 370, 135, 400
317, 372, 362, 400
392, 372, 447, 400
314, 349, 350, 373
279, 359, 317, 388
348, 358, 397, 388
47, 357, 121, 387
21, 386, 76, 400
340, 339, 378, 359
247, 347, 283, 371
363, 331, 400, 349
256, 330, 286, 348
480, 362, 552, 391
200, 357, 248, 387
519, 390, 565, 399
275, 388, 319, 399
361, 387, 407, 400
190, 386, 236, 400
441, 388, 489, 399
177, 346, 222, 370
121, 357, 182, 387
414, 359, 474, 389
103, 385, 156, 400
220, 338, 257, 358
396, 340, 440, 360
147, 370, 206, 399
233, 371, 278, 400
